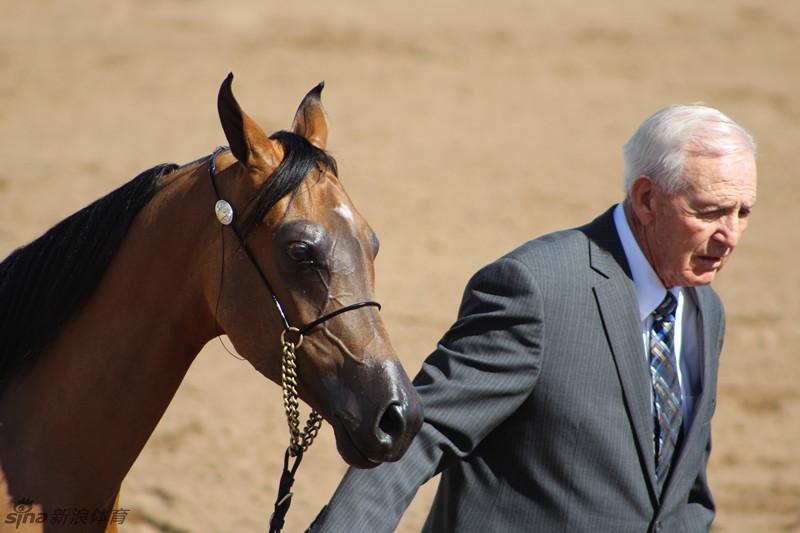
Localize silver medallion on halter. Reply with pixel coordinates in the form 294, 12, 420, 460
215, 200, 234, 225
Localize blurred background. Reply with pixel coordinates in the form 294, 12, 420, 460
1, 1, 798, 531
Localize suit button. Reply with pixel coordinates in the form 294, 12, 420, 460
654, 521, 662, 532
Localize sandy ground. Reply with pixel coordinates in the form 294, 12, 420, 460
1, 1, 799, 531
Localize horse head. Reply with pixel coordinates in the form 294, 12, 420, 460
210, 74, 422, 467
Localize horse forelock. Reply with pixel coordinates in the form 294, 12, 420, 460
240, 130, 339, 237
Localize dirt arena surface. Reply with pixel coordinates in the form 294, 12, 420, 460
1, 1, 798, 531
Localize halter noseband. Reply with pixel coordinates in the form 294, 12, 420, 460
207, 146, 381, 338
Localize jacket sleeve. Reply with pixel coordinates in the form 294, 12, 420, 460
310, 255, 545, 532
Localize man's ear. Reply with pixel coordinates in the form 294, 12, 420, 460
629, 175, 657, 225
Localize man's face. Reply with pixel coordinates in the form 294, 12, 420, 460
633, 147, 757, 288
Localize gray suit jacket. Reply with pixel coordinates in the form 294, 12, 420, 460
312, 207, 724, 533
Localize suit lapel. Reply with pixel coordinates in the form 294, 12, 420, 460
583, 208, 660, 502
661, 286, 716, 497
689, 286, 716, 422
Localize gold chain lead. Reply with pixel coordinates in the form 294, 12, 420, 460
280, 328, 323, 456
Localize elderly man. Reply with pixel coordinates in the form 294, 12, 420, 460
311, 105, 757, 533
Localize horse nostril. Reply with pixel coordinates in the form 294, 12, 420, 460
377, 402, 406, 444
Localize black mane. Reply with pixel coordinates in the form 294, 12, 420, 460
242, 130, 338, 236
0, 163, 177, 384
0, 131, 336, 386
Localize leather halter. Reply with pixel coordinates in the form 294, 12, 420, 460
208, 146, 382, 532
207, 146, 381, 338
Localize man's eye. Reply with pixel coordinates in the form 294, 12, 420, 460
287, 242, 314, 263
698, 209, 724, 220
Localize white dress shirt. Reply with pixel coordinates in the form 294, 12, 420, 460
613, 203, 702, 430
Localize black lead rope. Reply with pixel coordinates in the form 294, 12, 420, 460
206, 147, 381, 533
269, 448, 304, 533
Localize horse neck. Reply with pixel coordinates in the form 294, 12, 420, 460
0, 161, 223, 506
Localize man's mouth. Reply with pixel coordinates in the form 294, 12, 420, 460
696, 255, 724, 269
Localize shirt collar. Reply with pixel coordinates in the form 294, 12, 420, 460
612, 203, 677, 321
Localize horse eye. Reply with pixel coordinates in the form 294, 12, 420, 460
287, 241, 314, 263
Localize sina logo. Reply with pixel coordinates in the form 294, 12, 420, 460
5, 498, 47, 527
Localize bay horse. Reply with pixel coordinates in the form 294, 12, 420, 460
0, 74, 422, 532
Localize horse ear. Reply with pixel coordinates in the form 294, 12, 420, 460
217, 73, 282, 170
291, 81, 329, 149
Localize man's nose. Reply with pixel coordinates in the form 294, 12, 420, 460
713, 214, 744, 248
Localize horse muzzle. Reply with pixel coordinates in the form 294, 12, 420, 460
329, 359, 423, 468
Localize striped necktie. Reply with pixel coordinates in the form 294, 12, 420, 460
649, 291, 681, 486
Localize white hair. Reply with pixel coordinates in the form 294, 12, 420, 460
623, 105, 756, 196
